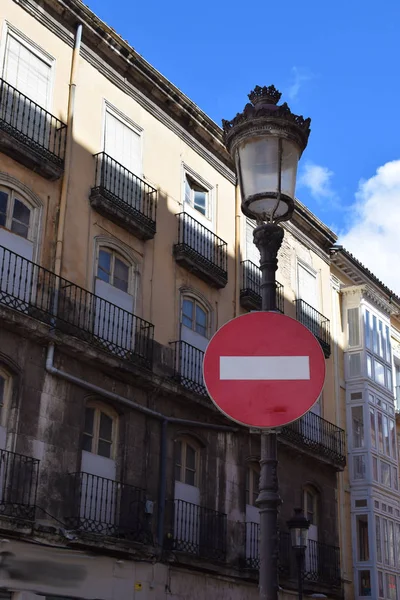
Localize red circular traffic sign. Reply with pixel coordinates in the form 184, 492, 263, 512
203, 312, 326, 429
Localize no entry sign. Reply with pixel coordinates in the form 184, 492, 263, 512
203, 312, 326, 428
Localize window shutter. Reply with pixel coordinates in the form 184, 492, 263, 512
348, 307, 360, 347
3, 35, 51, 108
349, 353, 361, 378
297, 263, 318, 307
104, 111, 141, 174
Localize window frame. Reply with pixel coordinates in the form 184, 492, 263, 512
182, 163, 213, 225
245, 463, 260, 507
82, 401, 117, 460
0, 367, 12, 428
303, 485, 319, 527
181, 295, 210, 339
174, 437, 200, 487
96, 246, 134, 295
0, 185, 34, 241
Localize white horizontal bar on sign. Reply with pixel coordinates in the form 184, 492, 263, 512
219, 356, 310, 381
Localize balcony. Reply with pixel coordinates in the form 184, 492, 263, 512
89, 152, 157, 240
280, 411, 346, 469
173, 213, 228, 288
0, 78, 67, 180
167, 499, 227, 561
0, 449, 39, 522
245, 525, 341, 589
295, 299, 331, 358
0, 245, 154, 368
240, 260, 284, 312
170, 340, 207, 397
66, 472, 150, 543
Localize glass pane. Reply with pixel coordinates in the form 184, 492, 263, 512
383, 415, 390, 455
97, 439, 111, 458
352, 406, 364, 448
381, 462, 391, 487
359, 570, 371, 596
387, 573, 397, 600
12, 199, 30, 225
348, 308, 360, 347
379, 321, 385, 359
378, 571, 384, 597
383, 519, 389, 564
174, 440, 182, 473
195, 305, 207, 337
370, 408, 376, 448
376, 516, 382, 563
378, 412, 384, 453
367, 355, 373, 378
354, 455, 366, 480
390, 420, 396, 457
99, 412, 113, 442
389, 521, 395, 566
375, 361, 385, 387
392, 467, 398, 491
182, 299, 193, 328
186, 444, 196, 470
114, 257, 129, 292
373, 315, 378, 354
357, 515, 369, 561
386, 325, 391, 362
185, 468, 195, 486
10, 220, 29, 238
0, 191, 8, 226
194, 191, 206, 215
365, 310, 371, 349
386, 368, 393, 391
98, 250, 111, 282
82, 433, 92, 452
372, 456, 378, 481
84, 407, 95, 434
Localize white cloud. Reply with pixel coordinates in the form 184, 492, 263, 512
298, 162, 335, 199
340, 159, 400, 295
287, 67, 312, 101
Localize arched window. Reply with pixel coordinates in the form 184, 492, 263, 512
303, 485, 319, 527
82, 402, 117, 459
174, 437, 200, 487
246, 463, 260, 507
0, 367, 12, 428
181, 296, 208, 339
96, 248, 131, 293
0, 185, 32, 240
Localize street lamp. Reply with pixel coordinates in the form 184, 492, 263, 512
223, 86, 311, 600
287, 508, 311, 600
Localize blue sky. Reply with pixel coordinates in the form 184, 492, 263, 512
87, 0, 400, 292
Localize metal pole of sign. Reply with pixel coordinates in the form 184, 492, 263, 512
254, 223, 284, 600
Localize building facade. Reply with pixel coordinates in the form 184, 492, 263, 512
332, 250, 400, 600
0, 0, 348, 599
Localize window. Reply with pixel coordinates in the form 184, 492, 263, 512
97, 249, 130, 293
372, 456, 378, 481
0, 368, 12, 426
387, 574, 397, 600
174, 438, 199, 487
365, 310, 371, 349
370, 408, 376, 448
378, 412, 384, 453
359, 570, 371, 596
378, 571, 384, 598
352, 406, 364, 448
182, 297, 208, 338
353, 455, 366, 480
0, 186, 31, 239
392, 466, 398, 490
376, 516, 382, 563
82, 403, 116, 459
185, 173, 208, 217
348, 307, 360, 347
246, 464, 259, 506
303, 486, 318, 525
383, 519, 389, 564
356, 514, 369, 561
381, 462, 391, 487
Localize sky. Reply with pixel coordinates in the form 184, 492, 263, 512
86, 0, 400, 293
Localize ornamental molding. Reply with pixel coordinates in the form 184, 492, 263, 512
341, 284, 394, 315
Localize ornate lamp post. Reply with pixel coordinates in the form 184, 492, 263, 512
287, 508, 311, 600
223, 86, 311, 600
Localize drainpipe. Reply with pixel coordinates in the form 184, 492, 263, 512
54, 23, 82, 278
234, 184, 241, 317
157, 419, 168, 546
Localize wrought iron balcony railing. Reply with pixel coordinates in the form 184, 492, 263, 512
0, 78, 67, 174
173, 213, 228, 288
170, 340, 207, 397
0, 245, 154, 368
0, 449, 39, 521
245, 525, 341, 587
280, 411, 346, 468
295, 299, 331, 358
90, 152, 157, 240
168, 498, 227, 561
66, 472, 150, 543
240, 260, 284, 313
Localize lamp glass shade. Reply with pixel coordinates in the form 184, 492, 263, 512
236, 136, 299, 221
290, 525, 309, 550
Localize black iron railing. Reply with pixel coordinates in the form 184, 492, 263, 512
169, 499, 227, 561
295, 299, 331, 357
92, 152, 157, 232
170, 340, 207, 396
245, 526, 341, 587
281, 412, 346, 468
0, 449, 39, 521
174, 213, 228, 281
0, 245, 154, 368
66, 472, 150, 542
240, 260, 284, 313
0, 78, 67, 164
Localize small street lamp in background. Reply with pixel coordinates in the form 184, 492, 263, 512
223, 86, 311, 600
287, 508, 311, 600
